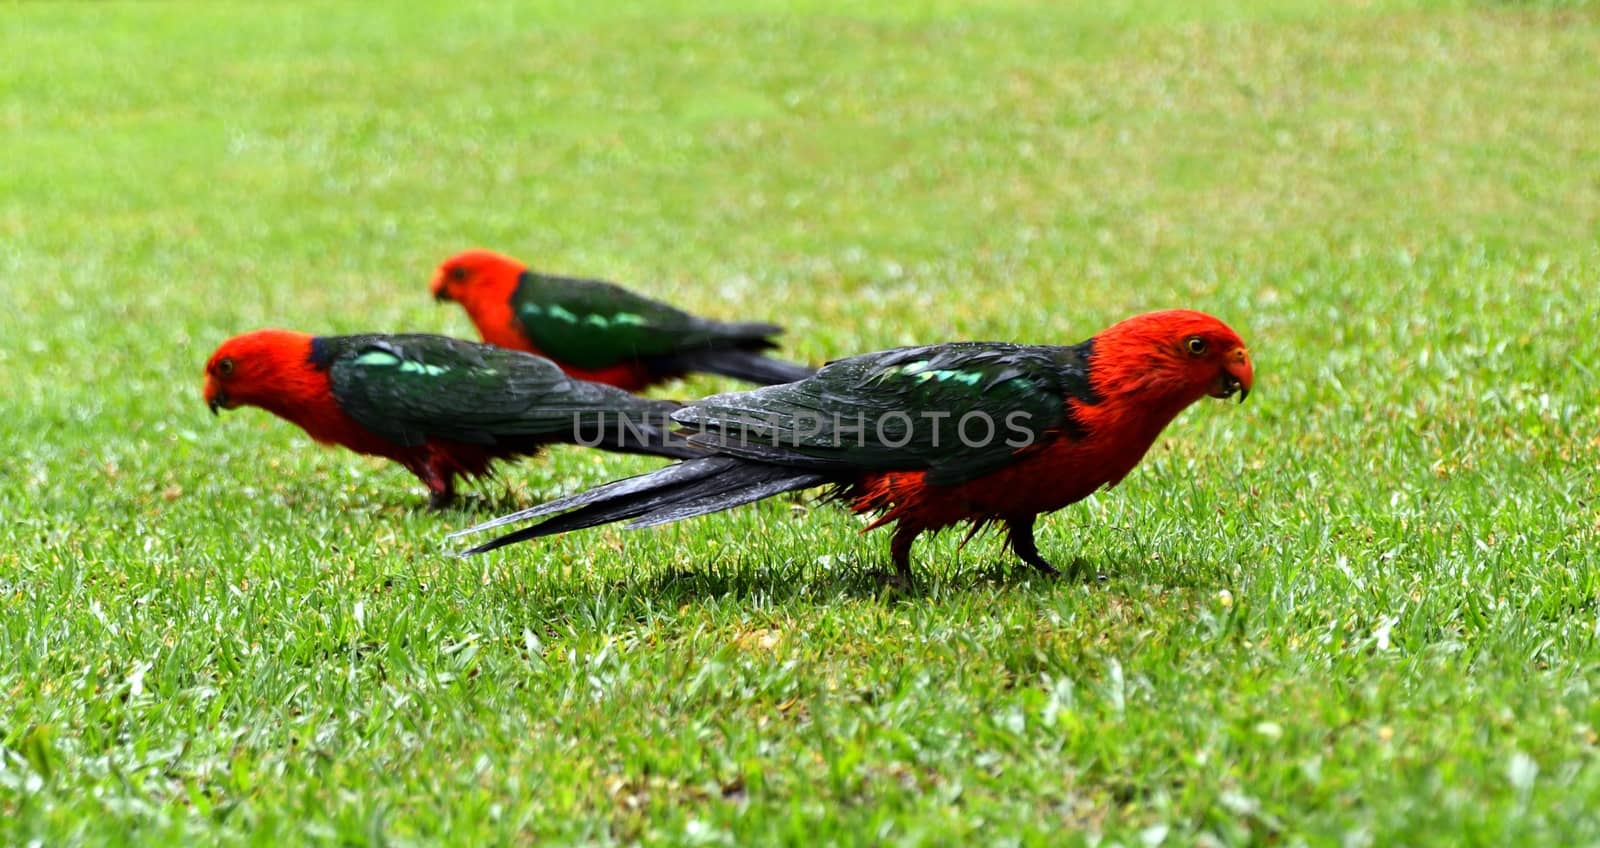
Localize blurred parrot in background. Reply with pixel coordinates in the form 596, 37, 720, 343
431, 249, 815, 392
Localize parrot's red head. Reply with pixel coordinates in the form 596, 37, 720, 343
203, 329, 322, 417
431, 249, 526, 305
430, 249, 538, 352
1091, 310, 1253, 407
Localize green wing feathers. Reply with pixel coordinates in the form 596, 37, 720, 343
320, 334, 676, 447
672, 342, 1095, 486
511, 272, 781, 370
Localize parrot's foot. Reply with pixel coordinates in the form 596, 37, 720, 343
1007, 519, 1063, 580
1023, 556, 1061, 578
427, 490, 457, 511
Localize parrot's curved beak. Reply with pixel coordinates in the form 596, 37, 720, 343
430, 273, 452, 302
205, 380, 228, 416
1212, 348, 1253, 403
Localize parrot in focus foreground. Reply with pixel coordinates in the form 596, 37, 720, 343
203, 330, 700, 508
453, 310, 1253, 582
430, 249, 815, 392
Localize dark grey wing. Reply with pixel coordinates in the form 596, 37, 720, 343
320, 334, 665, 447
672, 341, 1097, 486
512, 272, 779, 370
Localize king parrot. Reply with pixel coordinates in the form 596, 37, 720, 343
453, 310, 1253, 583
431, 249, 815, 392
204, 330, 701, 508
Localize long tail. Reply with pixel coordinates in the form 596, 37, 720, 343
453, 456, 826, 555
675, 349, 815, 386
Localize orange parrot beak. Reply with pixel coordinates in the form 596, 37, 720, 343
430, 270, 453, 302
1212, 347, 1253, 402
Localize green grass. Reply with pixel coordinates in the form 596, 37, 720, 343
4, 0, 1600, 843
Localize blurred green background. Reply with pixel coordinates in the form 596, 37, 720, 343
2, 0, 1598, 843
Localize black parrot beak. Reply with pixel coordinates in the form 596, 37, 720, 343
1220, 372, 1249, 403
208, 391, 226, 416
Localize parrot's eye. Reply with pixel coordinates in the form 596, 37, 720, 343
216, 357, 235, 377
1184, 337, 1208, 356
446, 265, 469, 282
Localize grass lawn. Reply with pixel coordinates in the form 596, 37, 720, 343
4, 0, 1600, 843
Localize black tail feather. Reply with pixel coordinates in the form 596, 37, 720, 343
455, 456, 825, 555
676, 349, 815, 386
628, 471, 824, 527
454, 457, 746, 537
713, 320, 784, 340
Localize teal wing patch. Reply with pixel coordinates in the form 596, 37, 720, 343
511, 272, 770, 369
322, 334, 659, 447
